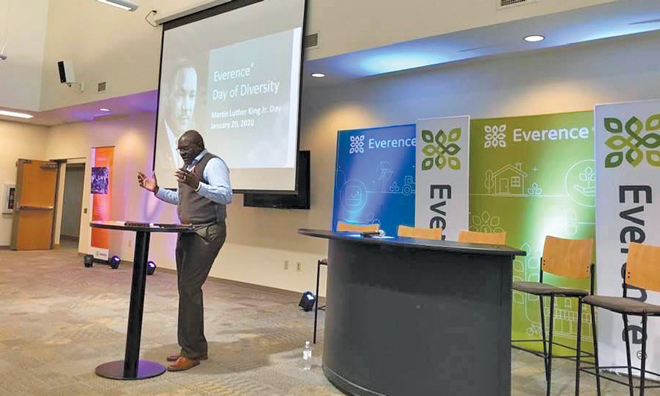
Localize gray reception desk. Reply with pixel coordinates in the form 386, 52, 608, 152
299, 229, 526, 396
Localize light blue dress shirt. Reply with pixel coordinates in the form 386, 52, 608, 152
155, 149, 233, 206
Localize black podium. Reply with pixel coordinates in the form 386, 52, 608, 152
90, 221, 194, 380
299, 229, 526, 396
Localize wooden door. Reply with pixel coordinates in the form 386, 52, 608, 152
10, 159, 59, 250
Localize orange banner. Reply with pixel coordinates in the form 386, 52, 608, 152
90, 146, 114, 250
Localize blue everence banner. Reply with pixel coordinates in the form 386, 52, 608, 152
332, 124, 416, 236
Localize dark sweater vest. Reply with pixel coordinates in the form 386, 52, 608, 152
177, 152, 227, 224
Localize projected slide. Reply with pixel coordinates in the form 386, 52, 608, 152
155, 0, 305, 192
206, 29, 299, 169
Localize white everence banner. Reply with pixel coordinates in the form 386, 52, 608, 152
595, 99, 660, 376
415, 116, 470, 240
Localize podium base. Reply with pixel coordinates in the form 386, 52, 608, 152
95, 360, 166, 380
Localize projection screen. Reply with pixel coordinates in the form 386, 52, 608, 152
154, 0, 307, 192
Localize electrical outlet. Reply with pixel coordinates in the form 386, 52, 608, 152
296, 262, 302, 272
284, 260, 289, 270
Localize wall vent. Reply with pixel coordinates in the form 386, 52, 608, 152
498, 0, 535, 10
304, 33, 319, 49
97, 82, 106, 93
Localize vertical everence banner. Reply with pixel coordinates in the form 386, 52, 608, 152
595, 99, 660, 375
90, 146, 114, 260
415, 116, 470, 240
470, 111, 595, 350
332, 125, 416, 236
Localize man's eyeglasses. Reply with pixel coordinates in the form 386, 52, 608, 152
176, 146, 195, 153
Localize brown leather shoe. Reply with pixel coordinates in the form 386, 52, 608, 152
167, 356, 200, 372
167, 353, 208, 362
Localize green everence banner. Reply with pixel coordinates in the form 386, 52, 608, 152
470, 111, 595, 352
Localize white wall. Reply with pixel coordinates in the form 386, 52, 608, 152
303, 31, 660, 126
305, 0, 616, 62
36, 0, 617, 111
43, 110, 325, 293
0, 0, 49, 111
0, 120, 49, 246
38, 30, 660, 295
45, 112, 158, 254
39, 0, 164, 111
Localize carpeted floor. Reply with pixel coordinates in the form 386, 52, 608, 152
0, 247, 657, 396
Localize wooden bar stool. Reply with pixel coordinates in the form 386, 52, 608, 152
512, 236, 596, 396
458, 229, 507, 245
577, 242, 660, 396
397, 225, 443, 241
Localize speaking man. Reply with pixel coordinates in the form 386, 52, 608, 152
138, 130, 232, 371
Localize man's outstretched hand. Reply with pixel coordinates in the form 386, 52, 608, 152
137, 172, 159, 194
175, 169, 200, 190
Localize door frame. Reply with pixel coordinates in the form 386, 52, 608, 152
52, 158, 87, 250
9, 160, 26, 249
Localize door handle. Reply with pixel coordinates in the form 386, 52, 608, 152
18, 206, 54, 211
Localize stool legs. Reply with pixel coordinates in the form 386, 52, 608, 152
590, 305, 602, 396
623, 314, 635, 396
641, 314, 648, 396
538, 294, 556, 396
547, 295, 556, 396
576, 300, 583, 396
540, 296, 549, 378
576, 302, 602, 396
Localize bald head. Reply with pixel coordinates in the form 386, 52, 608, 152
180, 130, 204, 147
177, 130, 205, 165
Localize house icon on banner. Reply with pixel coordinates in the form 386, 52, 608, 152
488, 163, 528, 195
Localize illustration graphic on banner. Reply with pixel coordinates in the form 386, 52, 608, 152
596, 100, 660, 378
332, 125, 416, 236
471, 111, 595, 351
416, 116, 470, 240
91, 167, 109, 194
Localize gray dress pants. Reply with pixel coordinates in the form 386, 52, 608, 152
175, 221, 226, 359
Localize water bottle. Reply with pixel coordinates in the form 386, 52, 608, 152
303, 341, 312, 370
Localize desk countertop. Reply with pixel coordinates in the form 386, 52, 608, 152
90, 221, 195, 233
298, 228, 526, 257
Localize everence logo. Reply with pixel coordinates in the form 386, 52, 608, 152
603, 114, 660, 168
420, 128, 462, 171
484, 125, 506, 149
349, 135, 365, 154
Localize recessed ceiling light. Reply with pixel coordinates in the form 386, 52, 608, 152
0, 110, 33, 119
311, 73, 325, 78
524, 35, 545, 43
99, 108, 111, 112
